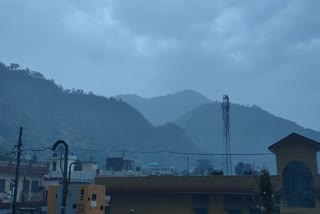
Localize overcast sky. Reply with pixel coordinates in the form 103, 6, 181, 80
0, 0, 319, 131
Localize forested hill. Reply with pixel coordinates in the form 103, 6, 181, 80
115, 90, 320, 172
0, 62, 199, 167
115, 89, 211, 126
177, 102, 320, 154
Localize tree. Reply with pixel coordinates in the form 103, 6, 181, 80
234, 161, 253, 175
258, 167, 273, 213
235, 162, 246, 175
9, 63, 19, 71
194, 159, 213, 176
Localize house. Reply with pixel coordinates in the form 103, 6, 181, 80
105, 157, 135, 172
45, 154, 97, 185
0, 157, 49, 212
95, 133, 320, 214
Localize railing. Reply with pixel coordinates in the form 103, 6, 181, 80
98, 170, 141, 177
48, 171, 96, 182
98, 169, 175, 177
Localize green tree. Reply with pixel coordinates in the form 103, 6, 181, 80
234, 161, 254, 175
235, 162, 245, 175
259, 167, 273, 213
194, 159, 213, 175
9, 63, 19, 71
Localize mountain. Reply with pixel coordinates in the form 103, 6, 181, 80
115, 90, 211, 126
176, 102, 320, 172
0, 62, 199, 168
116, 90, 320, 172
116, 90, 320, 154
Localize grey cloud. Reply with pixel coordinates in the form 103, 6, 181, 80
0, 0, 320, 130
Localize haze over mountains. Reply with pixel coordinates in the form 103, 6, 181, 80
0, 62, 198, 168
2, 61, 320, 172
116, 88, 320, 171
115, 90, 211, 126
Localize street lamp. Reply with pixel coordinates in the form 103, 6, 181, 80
52, 140, 69, 214
68, 161, 76, 184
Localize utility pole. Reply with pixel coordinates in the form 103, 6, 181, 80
12, 127, 23, 214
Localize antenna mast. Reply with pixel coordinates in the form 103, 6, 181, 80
222, 95, 232, 175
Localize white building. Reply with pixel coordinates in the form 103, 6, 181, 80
46, 154, 97, 184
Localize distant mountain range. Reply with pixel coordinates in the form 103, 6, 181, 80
115, 90, 211, 126
0, 62, 199, 168
177, 102, 320, 153
116, 87, 320, 172
2, 61, 320, 172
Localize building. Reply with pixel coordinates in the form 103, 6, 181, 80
106, 157, 135, 172
47, 185, 106, 214
95, 133, 320, 214
99, 159, 176, 177
0, 157, 49, 213
46, 154, 97, 184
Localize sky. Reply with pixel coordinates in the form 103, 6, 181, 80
0, 0, 320, 131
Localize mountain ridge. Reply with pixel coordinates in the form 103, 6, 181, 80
115, 89, 212, 126
0, 62, 199, 168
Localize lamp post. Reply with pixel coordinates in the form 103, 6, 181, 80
52, 140, 69, 214
68, 162, 76, 184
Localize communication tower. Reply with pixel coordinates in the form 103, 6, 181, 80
222, 95, 232, 175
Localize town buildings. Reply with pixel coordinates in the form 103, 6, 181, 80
0, 154, 98, 213
95, 133, 320, 214
46, 154, 97, 184
2, 132, 320, 213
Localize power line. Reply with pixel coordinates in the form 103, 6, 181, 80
1, 141, 310, 158
1, 146, 52, 157
68, 144, 274, 156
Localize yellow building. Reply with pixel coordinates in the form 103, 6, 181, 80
47, 185, 106, 214
95, 133, 320, 214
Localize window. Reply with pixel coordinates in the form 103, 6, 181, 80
92, 194, 97, 201
31, 180, 39, 192
52, 161, 57, 171
80, 189, 84, 200
282, 161, 315, 208
0, 179, 5, 192
91, 194, 97, 207
23, 180, 30, 192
